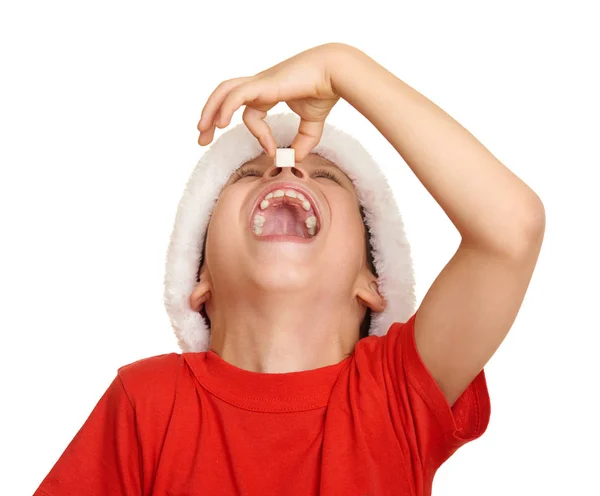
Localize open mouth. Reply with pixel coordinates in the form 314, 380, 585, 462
250, 187, 321, 241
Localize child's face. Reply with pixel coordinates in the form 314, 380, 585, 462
194, 152, 378, 317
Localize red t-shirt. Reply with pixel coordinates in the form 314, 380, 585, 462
34, 312, 490, 495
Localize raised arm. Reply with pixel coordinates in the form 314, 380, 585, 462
329, 43, 545, 406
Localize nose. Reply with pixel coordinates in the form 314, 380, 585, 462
266, 165, 306, 180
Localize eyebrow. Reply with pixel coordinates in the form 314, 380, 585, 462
308, 162, 340, 171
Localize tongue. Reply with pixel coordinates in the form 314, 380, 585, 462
261, 204, 306, 237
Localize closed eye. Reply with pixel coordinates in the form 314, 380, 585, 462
232, 165, 262, 182
313, 168, 342, 185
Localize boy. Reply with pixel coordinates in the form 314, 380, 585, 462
34, 42, 545, 495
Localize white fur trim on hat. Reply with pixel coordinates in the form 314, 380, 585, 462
164, 112, 416, 352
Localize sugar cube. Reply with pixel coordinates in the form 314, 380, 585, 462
275, 148, 295, 168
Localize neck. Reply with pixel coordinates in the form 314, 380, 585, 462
207, 292, 361, 373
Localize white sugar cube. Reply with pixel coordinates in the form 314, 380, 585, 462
275, 148, 295, 168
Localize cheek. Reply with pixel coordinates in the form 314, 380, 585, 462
205, 193, 245, 259
213, 189, 245, 226
327, 200, 365, 255
332, 215, 364, 244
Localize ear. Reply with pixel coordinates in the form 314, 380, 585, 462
189, 266, 213, 312
355, 275, 386, 313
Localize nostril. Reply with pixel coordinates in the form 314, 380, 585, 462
268, 167, 304, 179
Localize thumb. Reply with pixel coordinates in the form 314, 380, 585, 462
290, 119, 325, 162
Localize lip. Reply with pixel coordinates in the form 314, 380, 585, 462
248, 181, 323, 237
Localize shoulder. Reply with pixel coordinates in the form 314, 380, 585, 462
118, 352, 184, 378
351, 317, 417, 388
116, 352, 185, 406
353, 319, 410, 360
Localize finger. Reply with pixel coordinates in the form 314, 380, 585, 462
198, 77, 251, 132
242, 105, 277, 157
199, 77, 248, 131
198, 117, 217, 146
217, 79, 276, 129
290, 119, 325, 162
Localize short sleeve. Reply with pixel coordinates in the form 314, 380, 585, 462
382, 311, 491, 477
33, 374, 142, 496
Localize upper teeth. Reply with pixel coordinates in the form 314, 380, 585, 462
258, 188, 314, 213
251, 187, 320, 237
305, 215, 317, 228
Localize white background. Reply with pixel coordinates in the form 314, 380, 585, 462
1, 1, 598, 494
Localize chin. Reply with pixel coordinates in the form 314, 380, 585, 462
248, 265, 314, 292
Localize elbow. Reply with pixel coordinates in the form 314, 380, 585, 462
509, 194, 546, 259
465, 193, 546, 259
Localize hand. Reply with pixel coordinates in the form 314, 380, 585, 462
197, 43, 344, 162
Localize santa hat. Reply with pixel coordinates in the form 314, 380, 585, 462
163, 112, 416, 352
